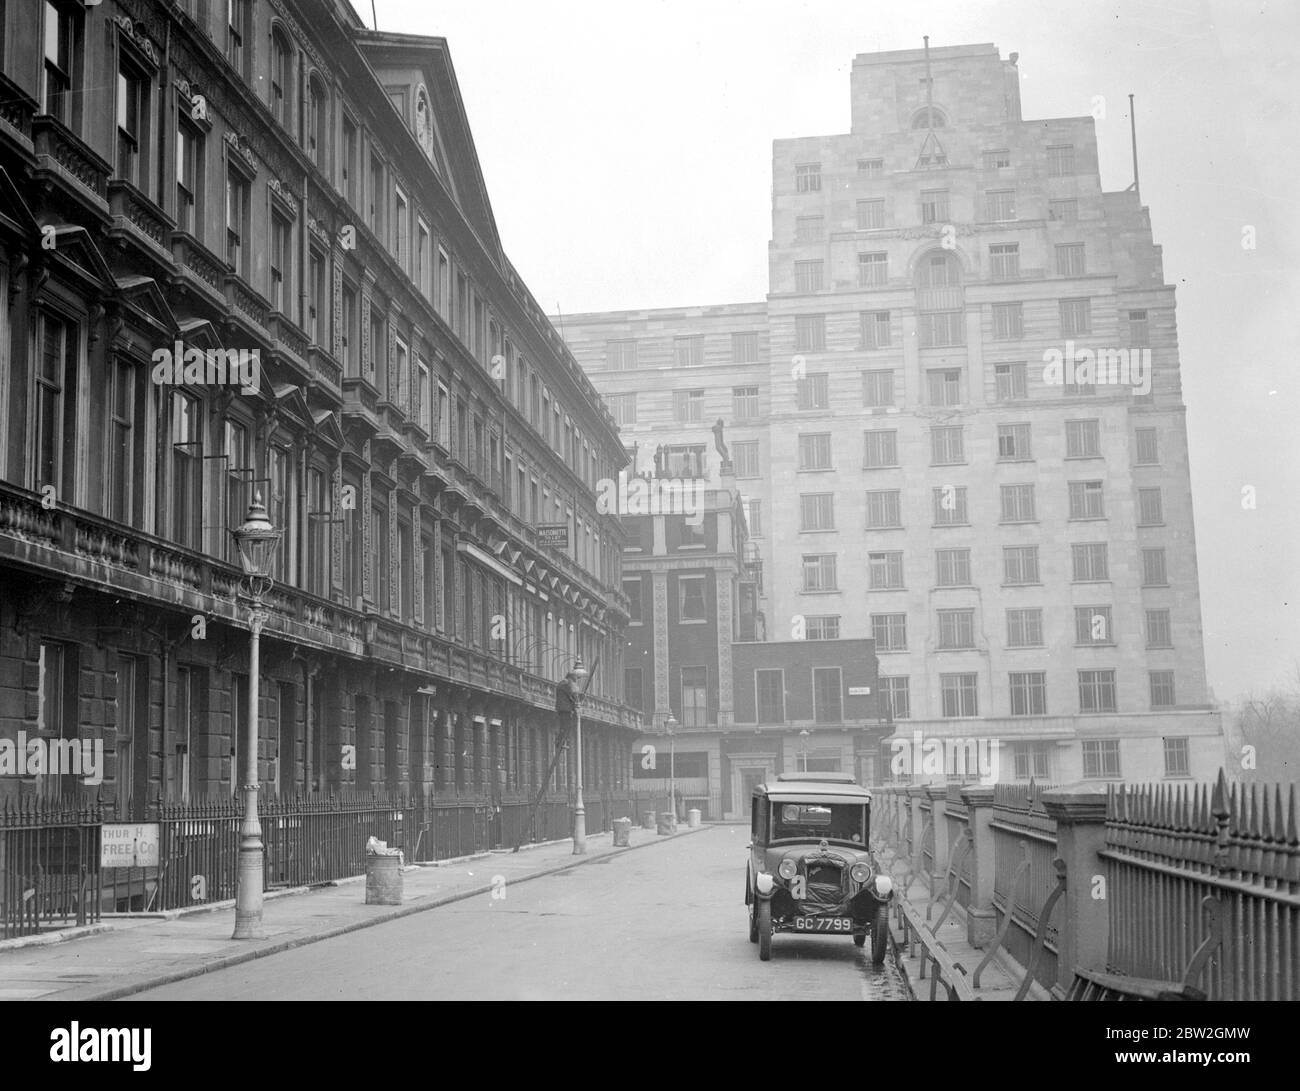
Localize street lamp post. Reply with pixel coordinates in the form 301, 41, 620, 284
571, 656, 589, 855
231, 493, 280, 941
800, 728, 810, 773
666, 714, 678, 826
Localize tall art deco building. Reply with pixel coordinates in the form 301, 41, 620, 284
559, 43, 1224, 785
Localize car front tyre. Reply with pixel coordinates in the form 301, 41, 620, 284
871, 904, 889, 965
757, 900, 773, 962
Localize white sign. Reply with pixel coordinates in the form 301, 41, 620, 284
101, 823, 160, 868
847, 686, 872, 696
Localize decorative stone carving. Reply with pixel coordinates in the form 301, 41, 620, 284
224, 131, 258, 174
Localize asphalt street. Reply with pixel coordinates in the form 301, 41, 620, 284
128, 825, 911, 1001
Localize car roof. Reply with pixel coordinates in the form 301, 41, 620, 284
756, 779, 872, 801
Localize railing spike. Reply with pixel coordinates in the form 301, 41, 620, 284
1248, 783, 1262, 839
1211, 770, 1229, 822
1261, 784, 1275, 842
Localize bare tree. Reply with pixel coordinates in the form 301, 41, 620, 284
1230, 662, 1300, 784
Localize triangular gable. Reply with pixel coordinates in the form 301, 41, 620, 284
915, 130, 948, 169
268, 382, 315, 431
115, 275, 179, 338
176, 317, 224, 350
311, 408, 346, 450
0, 167, 39, 242
45, 225, 115, 293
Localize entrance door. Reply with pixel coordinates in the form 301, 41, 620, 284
739, 768, 767, 817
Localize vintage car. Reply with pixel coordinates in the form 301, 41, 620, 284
745, 773, 893, 963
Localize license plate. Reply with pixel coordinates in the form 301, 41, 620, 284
794, 916, 852, 932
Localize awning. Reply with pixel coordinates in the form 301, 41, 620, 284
456, 540, 523, 586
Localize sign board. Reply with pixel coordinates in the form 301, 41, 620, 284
847, 686, 872, 696
535, 523, 569, 549
100, 823, 160, 868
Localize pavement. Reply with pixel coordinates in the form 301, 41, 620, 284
0, 823, 708, 1002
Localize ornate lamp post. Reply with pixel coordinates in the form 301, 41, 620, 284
666, 713, 678, 825
571, 656, 589, 855
231, 493, 280, 940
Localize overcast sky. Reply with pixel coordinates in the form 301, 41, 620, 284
361, 0, 1299, 703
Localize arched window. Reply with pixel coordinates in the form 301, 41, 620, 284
415, 87, 434, 160
270, 28, 291, 127
911, 106, 947, 129
307, 74, 326, 166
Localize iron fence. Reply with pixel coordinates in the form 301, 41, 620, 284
1, 796, 104, 939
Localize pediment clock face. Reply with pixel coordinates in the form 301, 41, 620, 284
415, 93, 432, 158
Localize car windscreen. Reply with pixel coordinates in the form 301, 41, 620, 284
770, 802, 866, 844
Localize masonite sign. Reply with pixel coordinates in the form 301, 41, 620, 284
101, 823, 160, 868
536, 523, 569, 549
847, 686, 872, 696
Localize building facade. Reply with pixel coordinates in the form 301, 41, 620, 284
0, 0, 638, 840
561, 43, 1223, 786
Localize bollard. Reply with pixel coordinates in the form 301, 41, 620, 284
613, 817, 632, 847
687, 808, 701, 828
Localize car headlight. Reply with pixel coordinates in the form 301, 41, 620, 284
778, 858, 798, 881
850, 862, 872, 884
874, 874, 893, 898
756, 872, 775, 895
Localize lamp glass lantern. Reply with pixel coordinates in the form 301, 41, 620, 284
233, 492, 281, 578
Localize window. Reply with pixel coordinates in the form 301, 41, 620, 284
857, 199, 885, 230
672, 389, 704, 423
992, 303, 1023, 340
881, 677, 910, 719
1079, 672, 1118, 715
866, 490, 901, 529
1138, 487, 1164, 525
1007, 608, 1043, 647
930, 425, 964, 465
678, 576, 707, 622
913, 107, 946, 129
795, 215, 823, 242
175, 120, 203, 236
306, 466, 332, 597
795, 163, 821, 193
994, 362, 1027, 401
1060, 298, 1092, 336
37, 642, 76, 800
34, 310, 79, 499
1074, 606, 1112, 646
798, 433, 832, 470
1072, 543, 1109, 582
756, 670, 786, 723
664, 444, 705, 477
270, 29, 291, 126
436, 249, 451, 321
1055, 244, 1086, 276
941, 674, 978, 717
1146, 609, 1172, 649
608, 393, 637, 427
340, 115, 358, 205
43, 1, 78, 123
108, 359, 136, 526
868, 551, 903, 590
733, 440, 759, 477
998, 423, 1032, 460
1069, 480, 1105, 519
680, 667, 708, 728
936, 550, 971, 587
226, 167, 250, 273
863, 430, 897, 468
307, 76, 326, 166
1083, 738, 1121, 777
1142, 548, 1168, 587
731, 332, 759, 363
732, 385, 759, 420
116, 57, 149, 187
1049, 199, 1078, 222
308, 249, 326, 344
797, 373, 829, 410
861, 311, 891, 350
920, 190, 949, 224
745, 499, 763, 537
624, 578, 642, 624
801, 554, 837, 592
1010, 672, 1047, 716
1066, 419, 1101, 457
1000, 484, 1036, 523
1150, 671, 1176, 710
369, 310, 386, 392
800, 493, 834, 531
673, 335, 704, 367
340, 283, 358, 375
858, 158, 883, 177
858, 252, 888, 288
918, 311, 964, 348
270, 210, 291, 312
794, 260, 824, 293
222, 418, 249, 564
813, 668, 843, 724
983, 149, 1011, 169
369, 154, 385, 236
1163, 736, 1189, 777
1003, 546, 1039, 585
984, 190, 1016, 221
794, 315, 826, 352
1047, 144, 1076, 176
989, 243, 1020, 281
391, 188, 410, 271
225, 0, 249, 73
861, 371, 894, 410
1128, 309, 1150, 347
806, 616, 840, 640
872, 614, 907, 651
927, 370, 961, 406
170, 392, 203, 549
933, 486, 968, 525
606, 339, 638, 370
1135, 427, 1159, 465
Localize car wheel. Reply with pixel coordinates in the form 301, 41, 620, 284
853, 932, 866, 948
871, 904, 889, 965
757, 900, 773, 962
749, 903, 759, 943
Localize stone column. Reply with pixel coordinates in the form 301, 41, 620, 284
961, 784, 997, 947
907, 785, 927, 876
925, 783, 949, 882
1041, 782, 1110, 998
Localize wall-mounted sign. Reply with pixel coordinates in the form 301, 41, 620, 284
101, 823, 160, 868
847, 686, 872, 696
536, 524, 569, 549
